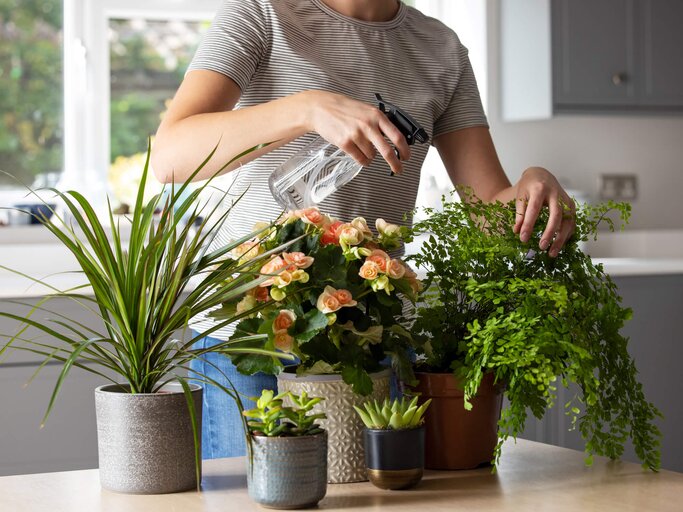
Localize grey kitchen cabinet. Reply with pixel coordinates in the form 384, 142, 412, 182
552, 0, 683, 112
520, 274, 683, 473
639, 0, 683, 107
0, 296, 192, 476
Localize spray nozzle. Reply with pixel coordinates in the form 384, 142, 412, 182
376, 93, 429, 145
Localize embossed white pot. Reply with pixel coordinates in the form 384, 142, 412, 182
277, 369, 391, 484
95, 383, 202, 494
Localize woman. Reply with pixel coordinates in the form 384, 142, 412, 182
153, 0, 575, 459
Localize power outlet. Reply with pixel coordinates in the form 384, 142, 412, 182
599, 174, 638, 201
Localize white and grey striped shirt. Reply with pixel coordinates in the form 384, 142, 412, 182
188, 0, 488, 338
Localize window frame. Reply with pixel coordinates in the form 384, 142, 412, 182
61, 0, 221, 209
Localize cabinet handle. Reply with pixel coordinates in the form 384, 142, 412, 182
612, 73, 628, 86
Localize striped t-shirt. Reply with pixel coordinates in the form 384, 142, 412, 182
188, 0, 488, 338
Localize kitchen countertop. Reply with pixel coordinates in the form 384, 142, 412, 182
1, 439, 681, 512
3, 229, 683, 299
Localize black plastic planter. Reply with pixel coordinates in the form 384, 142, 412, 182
363, 426, 425, 490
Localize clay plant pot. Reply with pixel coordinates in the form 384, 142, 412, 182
95, 383, 202, 494
413, 372, 503, 470
247, 432, 328, 509
277, 369, 390, 483
364, 426, 425, 490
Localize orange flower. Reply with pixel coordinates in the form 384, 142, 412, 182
333, 289, 357, 307
283, 252, 314, 269
317, 290, 341, 314
339, 224, 363, 247
298, 207, 326, 227
321, 220, 344, 245
260, 256, 287, 287
367, 249, 391, 273
316, 286, 357, 314
273, 310, 297, 332
387, 259, 406, 279
274, 331, 295, 352
359, 260, 381, 280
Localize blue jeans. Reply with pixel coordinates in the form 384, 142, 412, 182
190, 332, 407, 459
189, 332, 277, 459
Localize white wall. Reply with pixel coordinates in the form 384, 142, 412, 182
486, 0, 683, 230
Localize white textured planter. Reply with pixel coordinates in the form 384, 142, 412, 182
277, 369, 391, 484
95, 383, 202, 494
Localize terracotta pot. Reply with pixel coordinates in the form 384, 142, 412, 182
277, 369, 391, 483
413, 372, 503, 470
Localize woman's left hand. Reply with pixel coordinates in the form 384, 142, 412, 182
513, 167, 576, 258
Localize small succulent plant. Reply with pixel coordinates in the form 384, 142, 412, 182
243, 389, 326, 437
354, 396, 431, 430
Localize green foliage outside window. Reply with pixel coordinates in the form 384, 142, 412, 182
0, 0, 63, 187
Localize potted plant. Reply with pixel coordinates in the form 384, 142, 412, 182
354, 397, 431, 490
404, 194, 661, 471
212, 208, 421, 482
0, 147, 290, 493
244, 389, 327, 509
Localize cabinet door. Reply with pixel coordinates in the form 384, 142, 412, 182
553, 0, 638, 109
640, 0, 683, 107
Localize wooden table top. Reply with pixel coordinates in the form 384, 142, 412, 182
1, 439, 681, 512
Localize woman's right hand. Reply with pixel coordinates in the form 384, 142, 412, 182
303, 90, 411, 175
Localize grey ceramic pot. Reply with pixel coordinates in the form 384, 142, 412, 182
277, 369, 391, 483
95, 383, 202, 494
248, 432, 328, 509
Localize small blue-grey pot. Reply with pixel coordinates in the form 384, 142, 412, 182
247, 432, 328, 509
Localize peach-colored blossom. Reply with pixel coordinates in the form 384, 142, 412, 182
231, 240, 263, 263
321, 220, 344, 245
298, 207, 326, 227
351, 217, 373, 240
339, 224, 363, 247
273, 331, 295, 352
317, 291, 341, 314
376, 218, 401, 237
273, 309, 296, 333
359, 260, 381, 280
367, 249, 391, 273
387, 259, 406, 279
260, 256, 287, 287
333, 289, 357, 307
316, 286, 356, 313
283, 252, 314, 269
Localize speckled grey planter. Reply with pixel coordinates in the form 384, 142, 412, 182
95, 383, 202, 494
277, 370, 391, 483
248, 432, 328, 509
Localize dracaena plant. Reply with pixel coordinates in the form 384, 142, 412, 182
243, 389, 326, 437
354, 396, 431, 430
404, 192, 661, 470
211, 208, 421, 395
0, 144, 291, 485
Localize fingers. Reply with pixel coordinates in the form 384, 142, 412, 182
339, 139, 374, 168
518, 193, 543, 243
548, 196, 576, 257
514, 197, 526, 234
366, 129, 403, 175
378, 116, 411, 162
539, 195, 562, 251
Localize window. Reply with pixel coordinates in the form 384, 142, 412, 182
108, 17, 209, 208
0, 0, 63, 194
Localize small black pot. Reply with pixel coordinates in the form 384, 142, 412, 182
364, 426, 425, 490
